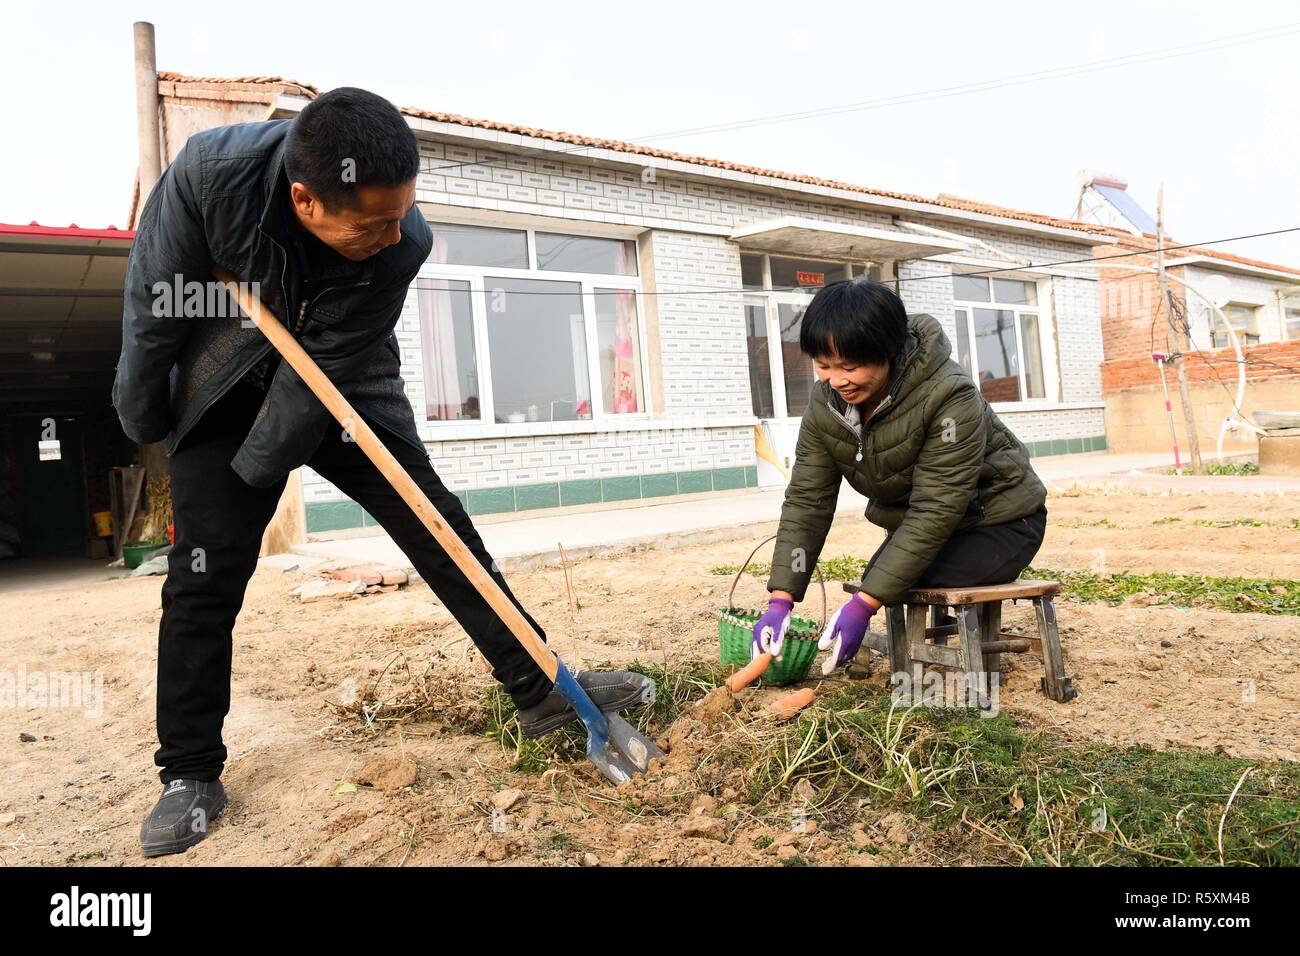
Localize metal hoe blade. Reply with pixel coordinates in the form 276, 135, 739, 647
552, 661, 665, 784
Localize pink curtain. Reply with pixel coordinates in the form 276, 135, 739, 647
609, 242, 638, 413
611, 290, 638, 413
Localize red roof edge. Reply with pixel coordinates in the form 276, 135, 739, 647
0, 222, 135, 241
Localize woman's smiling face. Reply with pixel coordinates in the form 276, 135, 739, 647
812, 345, 891, 406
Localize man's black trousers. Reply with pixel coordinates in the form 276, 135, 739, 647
156, 384, 552, 783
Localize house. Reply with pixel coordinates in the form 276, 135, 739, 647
1075, 172, 1300, 454
140, 73, 1118, 534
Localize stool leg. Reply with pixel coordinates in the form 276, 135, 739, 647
885, 604, 909, 679
982, 600, 1003, 680
1034, 595, 1076, 702
930, 605, 951, 645
955, 603, 991, 709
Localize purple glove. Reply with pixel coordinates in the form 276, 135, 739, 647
752, 597, 794, 660
818, 595, 876, 674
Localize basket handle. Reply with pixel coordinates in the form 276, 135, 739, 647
726, 534, 827, 630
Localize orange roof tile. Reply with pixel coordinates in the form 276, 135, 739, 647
155, 72, 1108, 239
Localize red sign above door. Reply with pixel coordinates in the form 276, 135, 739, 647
796, 271, 825, 286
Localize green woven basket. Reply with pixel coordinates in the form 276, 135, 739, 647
717, 534, 827, 687
718, 608, 821, 686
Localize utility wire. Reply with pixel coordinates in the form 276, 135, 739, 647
417, 226, 1300, 296
422, 20, 1300, 178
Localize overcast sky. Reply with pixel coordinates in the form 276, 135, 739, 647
6, 0, 1298, 265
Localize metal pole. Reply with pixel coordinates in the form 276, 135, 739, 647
1152, 352, 1182, 473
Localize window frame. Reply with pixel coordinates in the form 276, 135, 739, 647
952, 275, 1049, 404
416, 220, 650, 436
741, 252, 879, 421
1211, 301, 1262, 349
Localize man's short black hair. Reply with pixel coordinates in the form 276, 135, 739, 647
284, 87, 420, 210
799, 278, 908, 365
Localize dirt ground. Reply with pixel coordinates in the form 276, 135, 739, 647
2, 486, 1298, 866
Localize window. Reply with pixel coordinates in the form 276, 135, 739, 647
428, 222, 527, 268
1286, 306, 1300, 341
1212, 303, 1261, 348
486, 278, 590, 422
952, 276, 1046, 403
769, 256, 847, 291
594, 290, 643, 414
418, 221, 646, 427
536, 233, 637, 275
417, 279, 480, 421
744, 296, 775, 417
740, 252, 875, 419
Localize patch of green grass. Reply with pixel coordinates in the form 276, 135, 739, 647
482, 660, 728, 772
1152, 516, 1183, 524
711, 553, 867, 582
538, 832, 574, 853
1024, 565, 1300, 615
753, 835, 773, 850
1192, 517, 1296, 529
713, 555, 1300, 616
705, 680, 1300, 866
1168, 461, 1260, 476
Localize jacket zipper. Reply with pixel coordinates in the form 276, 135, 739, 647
825, 393, 894, 463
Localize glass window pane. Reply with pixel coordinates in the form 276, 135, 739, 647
973, 308, 1021, 403
952, 275, 990, 302
1286, 308, 1300, 340
778, 303, 815, 417
428, 222, 527, 268
745, 297, 775, 418
741, 254, 766, 291
992, 278, 1037, 306
952, 309, 972, 377
417, 279, 480, 421
536, 233, 637, 275
594, 289, 643, 414
485, 277, 591, 422
769, 257, 845, 291
1020, 313, 1045, 400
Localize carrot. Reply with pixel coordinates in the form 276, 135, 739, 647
726, 653, 771, 692
765, 687, 815, 719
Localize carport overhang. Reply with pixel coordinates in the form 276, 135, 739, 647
729, 216, 968, 263
0, 223, 133, 412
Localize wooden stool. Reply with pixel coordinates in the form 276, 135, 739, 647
843, 579, 1077, 703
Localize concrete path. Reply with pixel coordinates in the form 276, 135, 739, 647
286, 449, 1297, 573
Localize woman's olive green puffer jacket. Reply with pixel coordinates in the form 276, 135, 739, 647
766, 312, 1046, 606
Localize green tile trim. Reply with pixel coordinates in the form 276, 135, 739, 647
1024, 435, 1107, 458
712, 466, 747, 491
744, 465, 758, 487
560, 479, 601, 507
466, 487, 514, 516
306, 501, 364, 533
678, 469, 714, 494
515, 483, 560, 511
641, 473, 678, 499
601, 476, 641, 502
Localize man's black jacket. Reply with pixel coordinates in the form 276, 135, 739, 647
112, 119, 433, 487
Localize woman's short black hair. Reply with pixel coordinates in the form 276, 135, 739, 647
799, 278, 908, 365
284, 87, 420, 211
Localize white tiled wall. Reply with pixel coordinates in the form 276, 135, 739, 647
303, 137, 1107, 506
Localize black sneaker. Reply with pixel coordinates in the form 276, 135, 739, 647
140, 778, 227, 858
518, 671, 656, 739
